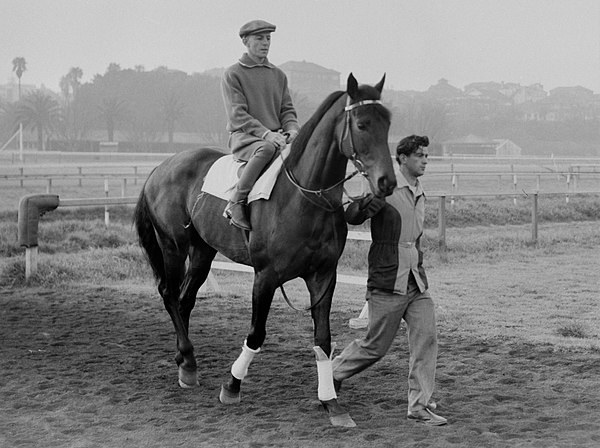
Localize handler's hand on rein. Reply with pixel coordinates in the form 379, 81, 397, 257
359, 194, 386, 217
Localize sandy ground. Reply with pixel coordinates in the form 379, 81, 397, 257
1, 272, 599, 448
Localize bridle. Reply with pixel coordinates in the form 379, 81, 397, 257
283, 96, 384, 211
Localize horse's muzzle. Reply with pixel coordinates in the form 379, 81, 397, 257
377, 175, 397, 197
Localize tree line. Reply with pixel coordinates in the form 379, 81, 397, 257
1, 61, 233, 151
2, 57, 598, 155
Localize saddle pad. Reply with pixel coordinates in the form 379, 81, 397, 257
201, 146, 290, 203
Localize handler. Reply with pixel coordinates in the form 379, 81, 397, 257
221, 19, 300, 230
332, 135, 447, 426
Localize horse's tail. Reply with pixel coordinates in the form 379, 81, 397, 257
133, 187, 164, 282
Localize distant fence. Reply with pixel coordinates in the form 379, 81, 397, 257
3, 155, 600, 197
17, 190, 600, 280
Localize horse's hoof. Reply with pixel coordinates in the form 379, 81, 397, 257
321, 399, 356, 428
219, 384, 241, 404
329, 413, 357, 428
178, 367, 198, 388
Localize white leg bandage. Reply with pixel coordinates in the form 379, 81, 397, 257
231, 340, 260, 380
313, 344, 337, 401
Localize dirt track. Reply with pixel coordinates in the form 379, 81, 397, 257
1, 282, 600, 448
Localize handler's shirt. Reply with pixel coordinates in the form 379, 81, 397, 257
366, 172, 428, 296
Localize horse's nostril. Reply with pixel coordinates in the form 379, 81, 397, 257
378, 176, 396, 196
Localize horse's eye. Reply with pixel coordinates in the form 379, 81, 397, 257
356, 122, 367, 131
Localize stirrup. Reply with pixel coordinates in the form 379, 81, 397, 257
225, 200, 251, 231
225, 199, 245, 214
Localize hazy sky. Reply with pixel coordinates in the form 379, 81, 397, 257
2, 0, 599, 93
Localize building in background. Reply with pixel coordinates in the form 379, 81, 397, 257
442, 134, 522, 157
278, 60, 340, 104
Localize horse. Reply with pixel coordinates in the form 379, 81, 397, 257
133, 73, 396, 427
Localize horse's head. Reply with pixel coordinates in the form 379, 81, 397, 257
340, 73, 397, 197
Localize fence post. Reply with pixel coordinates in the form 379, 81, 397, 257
134, 166, 138, 185
104, 178, 110, 227
78, 167, 83, 187
512, 173, 518, 205
19, 167, 24, 188
531, 193, 538, 245
566, 173, 571, 203
46, 178, 52, 194
18, 194, 60, 279
121, 178, 127, 197
438, 195, 447, 253
451, 175, 457, 206
25, 246, 38, 279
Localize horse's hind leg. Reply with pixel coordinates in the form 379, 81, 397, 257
178, 235, 217, 334
156, 240, 199, 388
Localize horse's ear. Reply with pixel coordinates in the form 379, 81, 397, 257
347, 73, 358, 98
374, 73, 386, 93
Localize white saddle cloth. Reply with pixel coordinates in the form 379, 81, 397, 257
201, 146, 290, 203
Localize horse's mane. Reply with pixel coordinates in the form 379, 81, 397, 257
285, 90, 345, 169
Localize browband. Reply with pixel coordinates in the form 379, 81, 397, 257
344, 99, 383, 111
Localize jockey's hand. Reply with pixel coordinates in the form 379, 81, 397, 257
264, 131, 287, 148
284, 129, 298, 144
359, 194, 386, 216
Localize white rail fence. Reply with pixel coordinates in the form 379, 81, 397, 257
18, 190, 600, 281
3, 161, 600, 200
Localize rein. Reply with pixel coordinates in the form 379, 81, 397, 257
282, 97, 383, 212
278, 274, 336, 312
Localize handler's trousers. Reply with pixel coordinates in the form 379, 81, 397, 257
332, 274, 438, 413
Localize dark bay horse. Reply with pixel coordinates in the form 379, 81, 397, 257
133, 73, 396, 427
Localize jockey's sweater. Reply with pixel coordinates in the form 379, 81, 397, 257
346, 173, 429, 296
221, 53, 299, 156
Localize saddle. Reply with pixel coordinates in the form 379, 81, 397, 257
201, 146, 290, 203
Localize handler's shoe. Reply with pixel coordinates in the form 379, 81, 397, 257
407, 408, 447, 426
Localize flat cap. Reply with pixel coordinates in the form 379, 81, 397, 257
239, 19, 276, 37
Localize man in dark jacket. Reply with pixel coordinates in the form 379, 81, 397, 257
332, 135, 447, 426
221, 19, 299, 230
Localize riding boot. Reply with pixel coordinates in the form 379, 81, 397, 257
225, 149, 274, 230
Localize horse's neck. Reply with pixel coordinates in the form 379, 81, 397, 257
294, 96, 348, 192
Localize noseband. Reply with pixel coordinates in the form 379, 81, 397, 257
283, 96, 384, 211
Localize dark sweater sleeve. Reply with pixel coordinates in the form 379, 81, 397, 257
345, 195, 386, 225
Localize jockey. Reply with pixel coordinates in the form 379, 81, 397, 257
221, 19, 300, 230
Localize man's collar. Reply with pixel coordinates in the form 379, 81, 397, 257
397, 169, 424, 196
238, 53, 275, 68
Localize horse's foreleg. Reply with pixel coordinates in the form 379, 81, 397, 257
219, 271, 276, 405
307, 272, 356, 428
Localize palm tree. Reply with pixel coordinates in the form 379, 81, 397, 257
12, 57, 27, 100
97, 97, 128, 142
60, 67, 83, 103
16, 90, 60, 151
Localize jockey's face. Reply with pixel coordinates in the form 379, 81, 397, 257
244, 33, 271, 61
